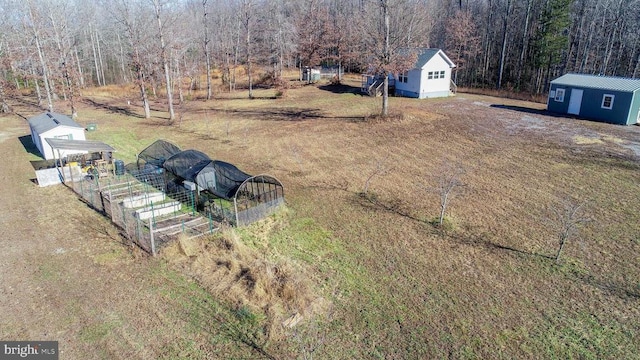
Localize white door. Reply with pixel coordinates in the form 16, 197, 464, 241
568, 89, 583, 115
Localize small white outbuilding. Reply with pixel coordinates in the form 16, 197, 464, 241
28, 112, 86, 160
394, 48, 457, 99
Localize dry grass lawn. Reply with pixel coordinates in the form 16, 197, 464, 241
1, 74, 639, 359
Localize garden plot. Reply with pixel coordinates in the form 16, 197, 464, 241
74, 173, 218, 254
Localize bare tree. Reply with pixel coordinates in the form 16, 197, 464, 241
445, 10, 480, 85
241, 0, 254, 99
0, 34, 12, 113
152, 0, 175, 121
202, 0, 212, 100
25, 0, 54, 112
46, 1, 79, 117
361, 158, 393, 197
112, 0, 151, 118
425, 162, 465, 227
549, 198, 590, 263
365, 0, 420, 117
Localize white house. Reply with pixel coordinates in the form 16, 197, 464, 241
394, 48, 456, 99
28, 112, 86, 160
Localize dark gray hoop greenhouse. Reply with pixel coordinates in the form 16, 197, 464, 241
135, 140, 284, 226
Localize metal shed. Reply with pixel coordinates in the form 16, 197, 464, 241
27, 112, 87, 159
547, 74, 640, 125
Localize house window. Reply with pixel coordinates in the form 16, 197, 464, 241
555, 88, 565, 102
55, 134, 72, 140
428, 71, 434, 80
439, 71, 445, 79
601, 94, 615, 109
399, 72, 408, 83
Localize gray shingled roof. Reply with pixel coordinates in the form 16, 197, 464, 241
551, 73, 640, 92
28, 112, 83, 134
414, 48, 456, 69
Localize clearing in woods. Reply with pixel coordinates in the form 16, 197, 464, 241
1, 77, 639, 358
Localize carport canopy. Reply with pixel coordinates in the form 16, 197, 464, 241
45, 138, 116, 153
45, 138, 116, 182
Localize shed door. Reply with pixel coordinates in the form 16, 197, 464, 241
568, 89, 583, 115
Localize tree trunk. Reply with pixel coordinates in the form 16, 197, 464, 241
381, 0, 390, 116
29, 4, 54, 112
117, 33, 128, 83
96, 30, 106, 85
32, 68, 42, 107
0, 80, 10, 113
153, 0, 175, 121
244, 0, 253, 99
516, 0, 532, 89
74, 45, 85, 88
203, 0, 212, 100
90, 27, 101, 86
137, 64, 151, 119
496, 0, 511, 90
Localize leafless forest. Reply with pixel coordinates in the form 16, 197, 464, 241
0, 0, 639, 116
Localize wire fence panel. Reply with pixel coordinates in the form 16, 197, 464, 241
64, 166, 284, 254
65, 170, 217, 256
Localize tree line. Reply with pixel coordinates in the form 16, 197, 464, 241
0, 0, 638, 117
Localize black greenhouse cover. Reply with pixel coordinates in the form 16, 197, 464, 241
163, 149, 211, 180
137, 139, 182, 167
137, 140, 282, 201
195, 160, 252, 199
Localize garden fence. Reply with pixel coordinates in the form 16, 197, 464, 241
67, 170, 217, 255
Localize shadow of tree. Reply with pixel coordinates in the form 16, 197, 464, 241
83, 98, 144, 118
352, 192, 423, 222
490, 104, 575, 119
318, 83, 363, 95
574, 272, 640, 300
203, 107, 365, 123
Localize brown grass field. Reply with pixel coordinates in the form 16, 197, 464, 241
1, 74, 639, 359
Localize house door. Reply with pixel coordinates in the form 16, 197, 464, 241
567, 89, 583, 115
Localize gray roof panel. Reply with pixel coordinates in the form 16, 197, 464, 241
28, 112, 84, 134
414, 48, 456, 69
45, 138, 116, 153
551, 73, 640, 92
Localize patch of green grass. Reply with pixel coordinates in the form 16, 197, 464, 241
146, 261, 275, 358
79, 319, 120, 343
536, 312, 637, 359
92, 250, 123, 265
36, 260, 63, 281
87, 127, 148, 163
159, 339, 207, 359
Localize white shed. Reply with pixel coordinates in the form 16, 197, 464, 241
395, 48, 456, 99
28, 112, 86, 160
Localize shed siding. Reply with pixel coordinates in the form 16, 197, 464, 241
394, 68, 421, 98
628, 91, 640, 125
393, 49, 455, 99
418, 55, 452, 98
548, 84, 634, 125
36, 126, 86, 160
28, 113, 87, 159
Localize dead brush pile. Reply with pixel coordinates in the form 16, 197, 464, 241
162, 226, 319, 340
